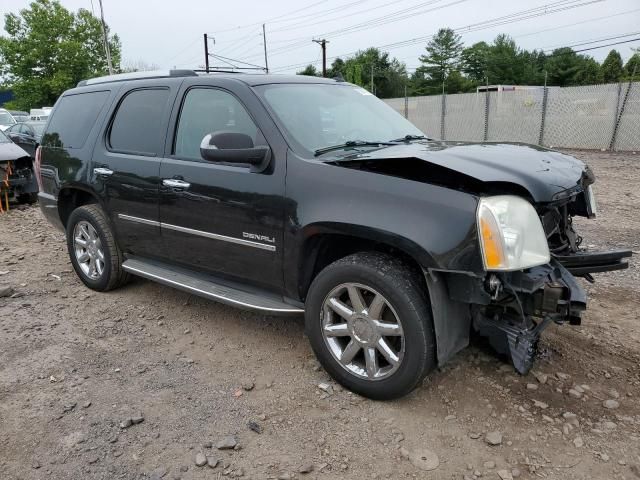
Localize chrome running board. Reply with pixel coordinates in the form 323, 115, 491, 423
122, 257, 303, 315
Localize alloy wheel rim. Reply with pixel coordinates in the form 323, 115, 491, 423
321, 283, 405, 381
73, 220, 105, 280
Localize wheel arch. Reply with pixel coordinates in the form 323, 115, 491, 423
57, 185, 102, 229
296, 223, 474, 368
296, 222, 438, 302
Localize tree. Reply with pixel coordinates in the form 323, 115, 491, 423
545, 48, 597, 87
461, 41, 490, 82
121, 59, 160, 73
624, 52, 640, 80
296, 64, 319, 76
600, 49, 624, 83
331, 48, 408, 98
418, 28, 463, 85
0, 0, 121, 110
327, 58, 345, 78
484, 34, 525, 85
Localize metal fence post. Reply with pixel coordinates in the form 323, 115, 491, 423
609, 66, 637, 151
440, 92, 446, 140
404, 85, 408, 119
538, 86, 549, 146
483, 89, 490, 142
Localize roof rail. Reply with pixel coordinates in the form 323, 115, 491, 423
77, 69, 197, 87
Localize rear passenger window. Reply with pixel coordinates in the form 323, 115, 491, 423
43, 90, 110, 149
174, 88, 264, 160
109, 88, 169, 155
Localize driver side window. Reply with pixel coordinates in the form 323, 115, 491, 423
174, 88, 263, 160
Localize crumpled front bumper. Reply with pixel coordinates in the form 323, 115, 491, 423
475, 259, 592, 374
555, 249, 632, 276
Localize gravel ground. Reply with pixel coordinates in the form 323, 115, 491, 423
0, 150, 639, 480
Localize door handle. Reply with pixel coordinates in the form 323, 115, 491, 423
162, 179, 191, 189
94, 167, 114, 176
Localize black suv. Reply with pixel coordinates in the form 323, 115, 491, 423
37, 70, 631, 399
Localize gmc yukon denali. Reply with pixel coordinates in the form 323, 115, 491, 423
37, 70, 631, 399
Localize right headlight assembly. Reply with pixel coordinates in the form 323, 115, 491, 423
477, 195, 550, 271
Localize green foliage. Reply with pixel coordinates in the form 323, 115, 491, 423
625, 53, 640, 79
296, 64, 319, 76
544, 48, 595, 86
329, 48, 408, 98
418, 28, 463, 85
460, 41, 490, 82
600, 50, 624, 83
0, 0, 121, 110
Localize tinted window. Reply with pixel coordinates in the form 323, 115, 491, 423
43, 91, 110, 149
109, 88, 169, 155
174, 88, 262, 160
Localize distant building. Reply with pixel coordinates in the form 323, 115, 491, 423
476, 85, 545, 93
0, 89, 14, 107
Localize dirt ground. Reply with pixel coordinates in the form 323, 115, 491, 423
1, 150, 639, 480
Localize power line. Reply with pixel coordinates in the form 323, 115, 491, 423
206, 0, 328, 35
268, 0, 410, 34
166, 37, 202, 63
513, 7, 640, 39
542, 31, 640, 51
569, 37, 640, 53
250, 0, 468, 60
262, 0, 602, 64
270, 0, 603, 72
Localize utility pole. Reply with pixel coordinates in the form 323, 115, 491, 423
204, 33, 210, 73
262, 24, 269, 73
97, 0, 113, 74
312, 39, 328, 77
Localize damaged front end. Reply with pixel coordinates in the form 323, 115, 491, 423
473, 261, 586, 374
470, 170, 631, 374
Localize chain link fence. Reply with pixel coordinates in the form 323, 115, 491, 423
384, 82, 640, 151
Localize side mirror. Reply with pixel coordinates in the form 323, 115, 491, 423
200, 131, 270, 171
7, 133, 21, 143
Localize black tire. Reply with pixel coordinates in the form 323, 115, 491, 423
305, 252, 436, 400
17, 192, 38, 204
66, 204, 129, 291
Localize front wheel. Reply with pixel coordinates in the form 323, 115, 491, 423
66, 204, 129, 291
305, 252, 436, 400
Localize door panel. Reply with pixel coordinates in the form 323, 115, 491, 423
91, 83, 176, 257
159, 86, 285, 292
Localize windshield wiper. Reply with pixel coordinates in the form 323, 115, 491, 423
389, 134, 430, 142
314, 140, 397, 157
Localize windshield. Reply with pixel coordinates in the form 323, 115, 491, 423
255, 83, 424, 156
30, 122, 46, 136
0, 112, 16, 126
0, 129, 10, 143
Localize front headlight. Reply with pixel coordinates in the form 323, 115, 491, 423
477, 195, 550, 271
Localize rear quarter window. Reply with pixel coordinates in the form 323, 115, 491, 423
42, 90, 110, 149
108, 88, 170, 156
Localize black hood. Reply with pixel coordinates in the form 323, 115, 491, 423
0, 141, 29, 162
329, 141, 588, 203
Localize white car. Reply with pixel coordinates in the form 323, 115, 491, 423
0, 109, 17, 131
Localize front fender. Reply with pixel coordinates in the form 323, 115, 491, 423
283, 152, 485, 300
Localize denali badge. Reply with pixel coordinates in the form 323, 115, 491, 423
243, 232, 276, 243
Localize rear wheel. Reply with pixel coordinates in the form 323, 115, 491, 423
305, 252, 436, 400
17, 192, 38, 204
66, 204, 129, 291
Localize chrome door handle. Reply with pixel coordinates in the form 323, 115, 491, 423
94, 167, 114, 176
162, 179, 191, 189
